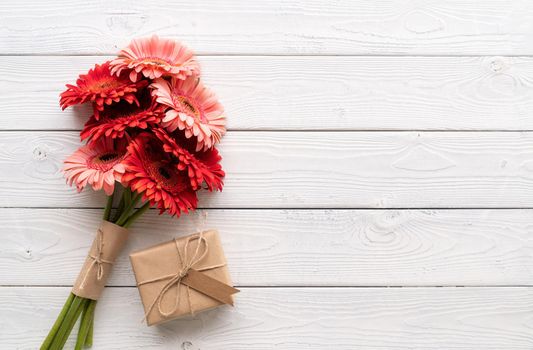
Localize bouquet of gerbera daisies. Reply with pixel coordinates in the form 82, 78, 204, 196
41, 35, 226, 350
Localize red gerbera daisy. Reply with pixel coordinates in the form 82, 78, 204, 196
153, 128, 224, 191
122, 133, 198, 217
60, 61, 147, 118
80, 92, 163, 143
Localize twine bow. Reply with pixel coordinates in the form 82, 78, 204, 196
78, 228, 115, 289
138, 232, 226, 319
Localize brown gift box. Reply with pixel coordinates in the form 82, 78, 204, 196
129, 230, 238, 326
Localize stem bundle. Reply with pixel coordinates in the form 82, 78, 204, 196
41, 187, 148, 350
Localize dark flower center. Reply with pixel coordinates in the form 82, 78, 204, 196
98, 152, 119, 162
158, 166, 171, 180
145, 158, 189, 194
182, 99, 196, 113
102, 91, 151, 119
88, 150, 123, 171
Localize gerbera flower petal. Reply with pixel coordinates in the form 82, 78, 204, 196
80, 92, 163, 144
110, 35, 200, 82
63, 138, 128, 194
59, 61, 147, 118
153, 128, 224, 191
151, 77, 226, 151
122, 133, 198, 217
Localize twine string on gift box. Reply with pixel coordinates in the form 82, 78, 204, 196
137, 231, 226, 319
78, 228, 114, 289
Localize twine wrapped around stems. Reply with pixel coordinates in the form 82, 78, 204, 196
72, 221, 129, 300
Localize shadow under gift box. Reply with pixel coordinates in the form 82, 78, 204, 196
129, 229, 237, 326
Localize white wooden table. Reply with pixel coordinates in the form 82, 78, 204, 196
1, 1, 533, 349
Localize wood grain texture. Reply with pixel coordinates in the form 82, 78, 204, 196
3, 55, 533, 130
1, 131, 532, 208
2, 1, 532, 348
0, 208, 532, 286
2, 0, 533, 55
1, 286, 532, 349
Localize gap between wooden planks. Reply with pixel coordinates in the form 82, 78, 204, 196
2, 56, 533, 130
1, 286, 532, 349
0, 208, 531, 287
0, 131, 531, 208
2, 0, 533, 55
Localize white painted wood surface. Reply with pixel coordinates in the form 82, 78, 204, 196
1, 287, 532, 349
1, 131, 532, 208
3, 56, 533, 131
2, 209, 532, 286
2, 0, 533, 55
1, 1, 533, 349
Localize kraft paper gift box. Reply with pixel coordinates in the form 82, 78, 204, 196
129, 229, 238, 326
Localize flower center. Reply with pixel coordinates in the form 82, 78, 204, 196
98, 152, 119, 162
181, 99, 196, 114
146, 160, 188, 194
89, 78, 120, 92
88, 152, 122, 171
141, 57, 170, 67
158, 166, 171, 180
102, 94, 151, 120
174, 95, 207, 123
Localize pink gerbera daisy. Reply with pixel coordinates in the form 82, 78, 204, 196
110, 35, 200, 82
151, 77, 226, 151
60, 61, 147, 119
63, 138, 128, 195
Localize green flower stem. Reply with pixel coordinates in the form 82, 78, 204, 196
131, 192, 141, 205
113, 187, 127, 222
103, 193, 114, 221
124, 187, 131, 205
40, 188, 150, 350
50, 296, 87, 350
123, 202, 150, 228
84, 302, 95, 347
40, 292, 75, 350
75, 299, 96, 350
115, 195, 141, 226
73, 302, 89, 350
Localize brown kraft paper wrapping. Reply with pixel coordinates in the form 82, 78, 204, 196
72, 221, 129, 300
129, 230, 238, 326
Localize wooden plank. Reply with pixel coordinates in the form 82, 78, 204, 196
3, 56, 533, 131
0, 208, 532, 286
1, 131, 532, 208
2, 1, 533, 55
2, 286, 532, 349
